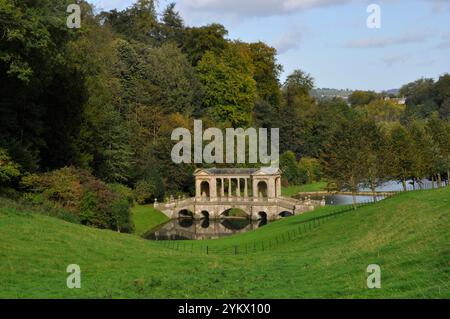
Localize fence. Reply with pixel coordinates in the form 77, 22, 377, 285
155, 200, 377, 256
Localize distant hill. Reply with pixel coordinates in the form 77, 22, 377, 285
311, 88, 353, 100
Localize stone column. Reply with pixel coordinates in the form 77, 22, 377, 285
221, 178, 225, 197
195, 179, 201, 199
244, 178, 248, 198
237, 178, 241, 197
268, 177, 276, 199
228, 178, 232, 197
277, 177, 282, 198
252, 178, 258, 200
210, 177, 217, 200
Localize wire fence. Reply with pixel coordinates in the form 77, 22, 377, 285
155, 200, 377, 256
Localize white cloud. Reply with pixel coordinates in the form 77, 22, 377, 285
381, 53, 410, 66
272, 29, 303, 54
425, 0, 450, 14
180, 0, 354, 18
345, 32, 430, 48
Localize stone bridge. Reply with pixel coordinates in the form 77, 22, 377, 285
154, 167, 325, 220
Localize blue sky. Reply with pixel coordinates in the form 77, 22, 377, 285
91, 0, 450, 91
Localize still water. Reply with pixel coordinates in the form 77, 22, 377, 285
144, 218, 268, 241
308, 194, 385, 205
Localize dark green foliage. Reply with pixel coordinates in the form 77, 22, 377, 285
280, 151, 306, 185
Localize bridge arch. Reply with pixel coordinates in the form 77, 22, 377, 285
257, 211, 268, 220
200, 210, 210, 219
220, 208, 250, 219
278, 211, 294, 218
178, 209, 194, 218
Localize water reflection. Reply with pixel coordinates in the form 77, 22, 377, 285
144, 218, 268, 241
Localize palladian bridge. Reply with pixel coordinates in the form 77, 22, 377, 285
154, 167, 325, 221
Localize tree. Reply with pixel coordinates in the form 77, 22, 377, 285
387, 124, 415, 191
247, 42, 282, 128
426, 114, 450, 186
101, 0, 158, 44
143, 43, 202, 116
159, 2, 184, 45
322, 113, 370, 206
278, 69, 317, 157
182, 24, 228, 66
196, 44, 257, 127
0, 148, 21, 185
280, 151, 305, 185
348, 90, 378, 107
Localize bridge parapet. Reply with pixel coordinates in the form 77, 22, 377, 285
154, 195, 325, 220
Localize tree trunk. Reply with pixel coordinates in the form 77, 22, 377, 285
437, 173, 442, 188
371, 181, 377, 202
447, 169, 450, 187
401, 179, 407, 192
352, 192, 357, 210
431, 176, 435, 189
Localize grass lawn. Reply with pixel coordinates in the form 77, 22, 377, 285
0, 188, 449, 298
131, 204, 169, 236
282, 181, 328, 197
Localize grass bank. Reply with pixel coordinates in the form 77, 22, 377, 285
131, 204, 169, 236
282, 181, 328, 197
0, 188, 449, 298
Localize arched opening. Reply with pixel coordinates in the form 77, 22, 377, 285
279, 211, 294, 218
178, 209, 194, 219
200, 181, 210, 198
201, 210, 209, 219
220, 208, 249, 219
257, 181, 268, 198
201, 218, 210, 228
257, 211, 267, 220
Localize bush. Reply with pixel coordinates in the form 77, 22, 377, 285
280, 151, 306, 185
20, 167, 133, 232
0, 148, 21, 185
108, 183, 134, 233
134, 179, 156, 205
298, 157, 323, 184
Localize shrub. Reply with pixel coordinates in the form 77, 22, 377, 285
20, 167, 133, 232
298, 157, 323, 183
0, 148, 21, 185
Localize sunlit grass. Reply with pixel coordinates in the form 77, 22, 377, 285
0, 188, 449, 298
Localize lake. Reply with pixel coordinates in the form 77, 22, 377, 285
144, 218, 268, 241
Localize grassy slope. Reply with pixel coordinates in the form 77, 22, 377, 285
0, 188, 449, 298
131, 204, 169, 236
282, 182, 328, 197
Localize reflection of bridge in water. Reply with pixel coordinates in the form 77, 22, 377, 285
154, 168, 325, 221
146, 218, 266, 240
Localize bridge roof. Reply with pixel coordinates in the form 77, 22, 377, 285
194, 167, 281, 176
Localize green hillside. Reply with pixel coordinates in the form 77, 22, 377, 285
0, 188, 449, 298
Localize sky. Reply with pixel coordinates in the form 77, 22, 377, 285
90, 0, 450, 91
